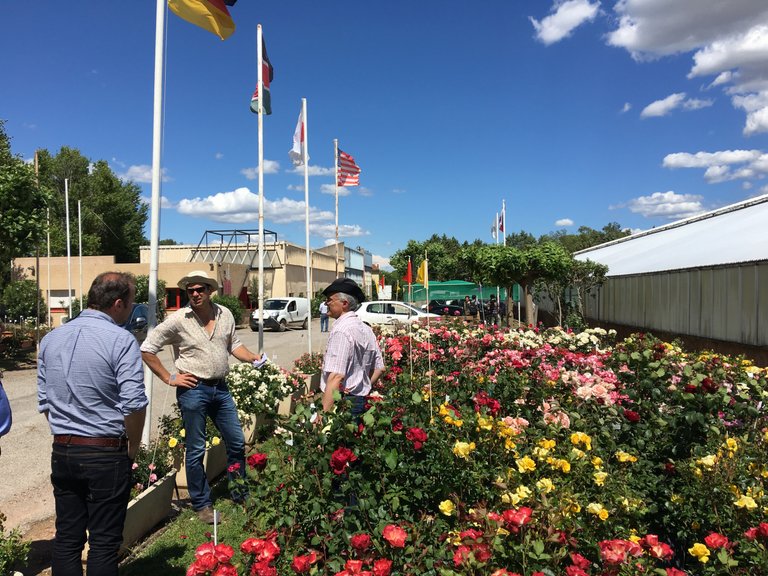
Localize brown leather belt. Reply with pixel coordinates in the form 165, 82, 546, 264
53, 435, 127, 448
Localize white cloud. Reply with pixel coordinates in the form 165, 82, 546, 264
663, 149, 768, 183
602, 1, 768, 134
555, 218, 574, 226
620, 191, 706, 220
287, 184, 304, 191
639, 93, 685, 117
314, 224, 368, 240
372, 254, 393, 271
176, 186, 334, 225
357, 187, 374, 197
288, 164, 334, 176
683, 97, 714, 110
530, 0, 600, 45
215, 152, 224, 160
620, 102, 632, 113
118, 164, 171, 183
320, 183, 351, 197
241, 160, 280, 179
392, 188, 406, 194
140, 195, 175, 209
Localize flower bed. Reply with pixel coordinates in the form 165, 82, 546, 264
186, 323, 768, 575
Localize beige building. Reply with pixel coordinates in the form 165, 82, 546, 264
15, 238, 348, 326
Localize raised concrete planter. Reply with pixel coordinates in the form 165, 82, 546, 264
174, 442, 227, 489
121, 469, 176, 554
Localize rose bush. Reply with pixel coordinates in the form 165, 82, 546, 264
187, 320, 768, 575
227, 360, 302, 417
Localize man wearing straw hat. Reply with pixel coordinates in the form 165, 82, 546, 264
318, 278, 384, 420
141, 270, 265, 524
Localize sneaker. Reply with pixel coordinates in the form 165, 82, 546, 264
196, 506, 220, 524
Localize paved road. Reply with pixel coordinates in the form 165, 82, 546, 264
0, 320, 330, 533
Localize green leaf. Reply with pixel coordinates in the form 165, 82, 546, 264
385, 449, 398, 470
363, 412, 375, 426
411, 391, 423, 404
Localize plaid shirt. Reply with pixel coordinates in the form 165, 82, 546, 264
321, 311, 384, 397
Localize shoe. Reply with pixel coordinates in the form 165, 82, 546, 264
196, 506, 220, 524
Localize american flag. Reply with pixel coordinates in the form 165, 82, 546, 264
337, 149, 361, 187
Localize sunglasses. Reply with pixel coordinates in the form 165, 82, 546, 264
186, 286, 208, 294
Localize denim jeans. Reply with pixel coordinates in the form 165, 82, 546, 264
176, 382, 246, 510
50, 443, 132, 576
320, 314, 329, 332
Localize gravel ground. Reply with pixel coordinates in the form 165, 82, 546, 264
0, 320, 329, 539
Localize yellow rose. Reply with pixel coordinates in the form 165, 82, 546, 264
180, 429, 186, 438
616, 450, 637, 463
734, 495, 758, 509
598, 509, 609, 521
697, 454, 716, 468
688, 543, 710, 563
168, 437, 179, 448
211, 436, 221, 446
453, 441, 476, 459
515, 485, 532, 500
501, 492, 520, 505
516, 456, 536, 473
591, 456, 603, 469
439, 500, 455, 516
593, 471, 608, 486
587, 502, 605, 516
538, 438, 556, 450
536, 478, 555, 494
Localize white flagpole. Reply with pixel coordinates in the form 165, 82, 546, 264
302, 98, 312, 354
65, 178, 72, 320
78, 200, 83, 311
46, 207, 51, 327
501, 199, 506, 246
257, 24, 265, 354
143, 0, 167, 445
334, 138, 339, 278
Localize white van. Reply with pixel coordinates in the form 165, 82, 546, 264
250, 297, 310, 332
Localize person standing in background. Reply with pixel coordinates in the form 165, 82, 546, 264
319, 300, 329, 332
38, 271, 148, 576
0, 372, 11, 457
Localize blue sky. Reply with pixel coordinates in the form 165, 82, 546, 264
3, 1, 768, 269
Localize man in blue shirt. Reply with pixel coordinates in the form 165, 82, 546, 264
38, 272, 148, 576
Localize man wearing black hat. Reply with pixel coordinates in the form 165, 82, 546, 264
319, 278, 384, 418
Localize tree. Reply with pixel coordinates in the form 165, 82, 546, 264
1, 280, 46, 323
135, 274, 167, 320
541, 222, 630, 254
390, 234, 468, 282
0, 121, 51, 288
36, 148, 148, 263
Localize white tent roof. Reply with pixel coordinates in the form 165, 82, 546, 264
574, 194, 768, 276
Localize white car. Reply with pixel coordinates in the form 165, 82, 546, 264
355, 301, 440, 326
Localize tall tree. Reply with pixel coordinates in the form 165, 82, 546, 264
0, 121, 51, 288
36, 148, 148, 262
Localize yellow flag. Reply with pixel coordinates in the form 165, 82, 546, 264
416, 259, 428, 288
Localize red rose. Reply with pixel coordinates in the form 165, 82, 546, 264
405, 427, 428, 450
227, 463, 241, 473
391, 419, 403, 432
382, 524, 407, 548
291, 551, 317, 574
665, 569, 686, 576
745, 527, 759, 540
704, 532, 730, 549
350, 533, 372, 551
214, 564, 238, 576
502, 506, 532, 530
565, 567, 588, 576
759, 522, 768, 539
251, 560, 277, 576
330, 447, 357, 475
248, 452, 268, 470
569, 552, 591, 569
372, 558, 392, 576
623, 409, 640, 422
213, 543, 235, 563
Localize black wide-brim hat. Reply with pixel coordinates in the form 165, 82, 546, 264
322, 278, 366, 303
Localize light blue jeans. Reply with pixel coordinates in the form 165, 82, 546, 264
176, 382, 246, 510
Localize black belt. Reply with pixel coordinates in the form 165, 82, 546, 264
198, 378, 225, 386
54, 435, 127, 448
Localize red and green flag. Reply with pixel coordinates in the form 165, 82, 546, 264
250, 35, 274, 115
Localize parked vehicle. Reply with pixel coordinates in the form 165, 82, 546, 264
121, 303, 149, 343
250, 297, 310, 332
426, 299, 466, 317
356, 301, 440, 326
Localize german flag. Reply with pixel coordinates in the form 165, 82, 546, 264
168, 0, 235, 40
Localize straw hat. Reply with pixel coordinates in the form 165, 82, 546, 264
178, 270, 219, 292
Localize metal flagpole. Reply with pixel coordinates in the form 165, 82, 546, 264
257, 24, 265, 354
495, 210, 500, 309
143, 0, 167, 445
64, 178, 72, 320
302, 97, 312, 354
46, 207, 51, 327
78, 200, 83, 311
334, 139, 339, 278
